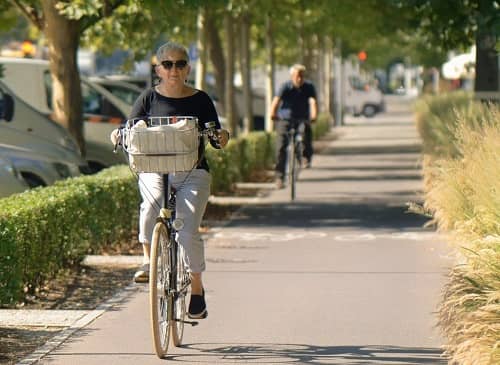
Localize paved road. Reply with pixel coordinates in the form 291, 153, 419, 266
30, 95, 452, 364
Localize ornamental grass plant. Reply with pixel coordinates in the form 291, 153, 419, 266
416, 94, 499, 364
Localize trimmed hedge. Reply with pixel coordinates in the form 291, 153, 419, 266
0, 120, 331, 306
0, 166, 140, 306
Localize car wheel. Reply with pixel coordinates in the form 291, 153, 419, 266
362, 104, 377, 118
87, 161, 106, 174
21, 173, 46, 188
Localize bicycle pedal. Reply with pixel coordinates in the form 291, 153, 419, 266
181, 319, 199, 326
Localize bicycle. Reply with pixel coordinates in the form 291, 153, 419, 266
285, 119, 306, 201
113, 116, 218, 358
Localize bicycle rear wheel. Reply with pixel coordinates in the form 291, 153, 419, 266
171, 244, 188, 346
289, 135, 297, 201
149, 222, 172, 358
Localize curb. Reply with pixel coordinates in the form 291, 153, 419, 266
16, 283, 143, 365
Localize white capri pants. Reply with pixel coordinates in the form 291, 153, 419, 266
138, 169, 211, 273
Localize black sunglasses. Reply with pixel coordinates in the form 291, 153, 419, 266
160, 60, 188, 70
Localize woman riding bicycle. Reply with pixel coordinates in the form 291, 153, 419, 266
111, 41, 229, 319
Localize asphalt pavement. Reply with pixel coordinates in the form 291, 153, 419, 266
20, 94, 453, 364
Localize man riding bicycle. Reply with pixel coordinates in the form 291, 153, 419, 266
270, 64, 318, 189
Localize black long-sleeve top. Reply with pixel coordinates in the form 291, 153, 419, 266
129, 88, 221, 171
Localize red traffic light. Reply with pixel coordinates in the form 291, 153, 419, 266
358, 50, 367, 62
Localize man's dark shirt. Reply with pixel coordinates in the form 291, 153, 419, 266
276, 80, 316, 120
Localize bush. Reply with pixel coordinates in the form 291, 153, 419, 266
413, 91, 495, 159
0, 124, 330, 306
418, 97, 500, 364
0, 166, 140, 306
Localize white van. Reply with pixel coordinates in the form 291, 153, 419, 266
343, 61, 385, 118
0, 57, 129, 172
0, 81, 88, 187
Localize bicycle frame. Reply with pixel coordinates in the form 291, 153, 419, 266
287, 120, 305, 201
113, 116, 218, 358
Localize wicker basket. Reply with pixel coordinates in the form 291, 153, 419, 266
124, 117, 199, 173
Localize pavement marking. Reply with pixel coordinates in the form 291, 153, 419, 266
211, 230, 440, 243
212, 231, 328, 242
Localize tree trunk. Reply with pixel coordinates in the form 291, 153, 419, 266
41, 0, 85, 156
297, 19, 305, 64
319, 36, 332, 116
265, 13, 275, 132
240, 12, 253, 133
474, 32, 499, 102
224, 11, 237, 136
195, 6, 207, 91
205, 10, 226, 115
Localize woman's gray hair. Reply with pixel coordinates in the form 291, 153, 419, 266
290, 64, 306, 74
156, 41, 190, 62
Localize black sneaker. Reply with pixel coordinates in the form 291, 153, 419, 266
134, 263, 149, 283
188, 289, 207, 319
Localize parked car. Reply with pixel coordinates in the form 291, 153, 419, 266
343, 61, 385, 118
104, 74, 152, 89
0, 80, 88, 188
0, 143, 81, 188
0, 155, 28, 197
90, 76, 144, 104
0, 57, 128, 172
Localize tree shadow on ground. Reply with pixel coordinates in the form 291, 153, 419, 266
170, 342, 447, 364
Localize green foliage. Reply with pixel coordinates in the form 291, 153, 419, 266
312, 113, 331, 140
206, 139, 243, 193
206, 130, 275, 193
414, 91, 483, 157
0, 165, 140, 306
393, 0, 500, 51
0, 122, 329, 305
0, 130, 277, 305
80, 0, 199, 60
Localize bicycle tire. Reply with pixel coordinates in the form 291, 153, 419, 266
295, 139, 303, 180
171, 244, 188, 346
290, 133, 297, 201
150, 222, 172, 358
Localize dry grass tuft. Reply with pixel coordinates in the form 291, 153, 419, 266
438, 240, 500, 365
416, 94, 499, 364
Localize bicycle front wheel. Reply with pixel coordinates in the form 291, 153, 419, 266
171, 244, 188, 346
149, 222, 172, 358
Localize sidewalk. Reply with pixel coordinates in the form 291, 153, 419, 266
15, 95, 452, 364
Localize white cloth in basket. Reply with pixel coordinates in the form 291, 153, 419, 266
126, 118, 199, 173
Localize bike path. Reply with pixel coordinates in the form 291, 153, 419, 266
31, 95, 453, 364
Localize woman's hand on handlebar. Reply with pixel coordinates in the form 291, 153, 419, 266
216, 129, 230, 148
110, 128, 123, 152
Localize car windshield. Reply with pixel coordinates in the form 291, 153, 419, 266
100, 84, 141, 105
349, 76, 368, 91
